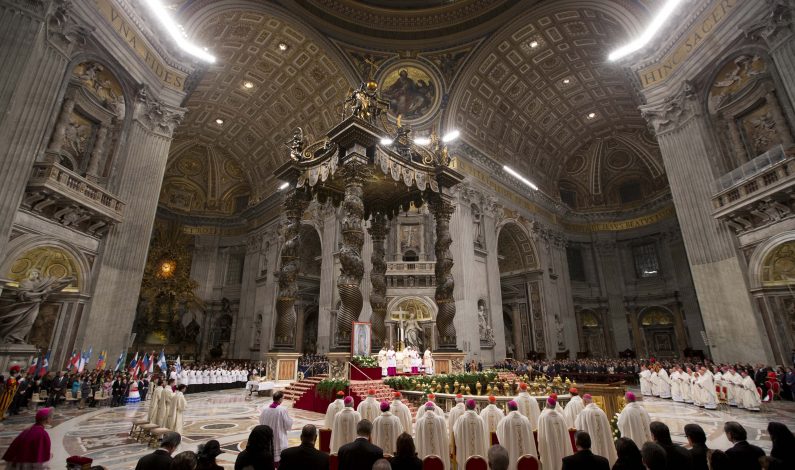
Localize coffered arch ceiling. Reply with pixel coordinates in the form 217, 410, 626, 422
169, 1, 358, 205
446, 0, 662, 194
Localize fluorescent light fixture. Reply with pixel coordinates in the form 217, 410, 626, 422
380, 138, 394, 145
414, 137, 431, 146
608, 0, 684, 61
143, 0, 216, 63
279, 182, 290, 190
442, 130, 460, 143
503, 165, 539, 191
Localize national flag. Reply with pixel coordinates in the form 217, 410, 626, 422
147, 353, 155, 374
175, 356, 182, 375
96, 350, 106, 370
27, 354, 39, 376
127, 352, 139, 373
66, 350, 79, 372
142, 353, 151, 374
37, 351, 50, 378
158, 350, 167, 372
114, 351, 125, 372
78, 347, 92, 373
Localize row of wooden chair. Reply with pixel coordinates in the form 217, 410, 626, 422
129, 419, 171, 448
326, 453, 539, 470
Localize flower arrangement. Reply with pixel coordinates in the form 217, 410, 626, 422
316, 378, 349, 400
351, 355, 379, 368
384, 371, 500, 394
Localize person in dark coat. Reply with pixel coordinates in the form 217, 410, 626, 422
140, 377, 149, 402
337, 420, 383, 470
111, 376, 124, 407
612, 437, 644, 470
390, 433, 422, 470
723, 421, 765, 470
279, 425, 328, 470
650, 421, 692, 470
196, 439, 224, 470
135, 431, 181, 470
562, 431, 609, 470
235, 425, 274, 470
767, 422, 795, 470
684, 424, 708, 470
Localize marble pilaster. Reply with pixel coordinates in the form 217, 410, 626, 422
316, 206, 338, 354
593, 239, 631, 351
483, 209, 506, 362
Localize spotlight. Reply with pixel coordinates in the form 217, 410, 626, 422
529, 40, 539, 48
414, 137, 431, 146
380, 138, 394, 145
215, 118, 224, 125
503, 165, 539, 191
279, 182, 290, 190
243, 81, 254, 89
587, 112, 596, 119
563, 79, 570, 84
278, 42, 288, 51
442, 130, 460, 143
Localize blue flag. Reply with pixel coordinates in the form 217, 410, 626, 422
114, 351, 125, 372
158, 350, 167, 372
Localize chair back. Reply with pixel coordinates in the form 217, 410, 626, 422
31, 393, 40, 402
319, 428, 332, 453
491, 431, 499, 446
517, 454, 540, 470
423, 455, 444, 470
65, 390, 73, 399
329, 453, 338, 470
465, 455, 488, 470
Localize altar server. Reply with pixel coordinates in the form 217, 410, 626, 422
497, 400, 537, 470
331, 396, 361, 453
617, 392, 652, 448
324, 390, 346, 429
537, 396, 572, 470
415, 402, 450, 470
390, 391, 412, 434
563, 387, 584, 428
372, 401, 401, 455
480, 395, 504, 438
357, 389, 380, 422
453, 399, 487, 468
574, 394, 617, 466
387, 346, 397, 376
514, 382, 541, 430
259, 390, 293, 464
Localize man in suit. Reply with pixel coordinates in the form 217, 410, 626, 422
684, 424, 709, 470
650, 421, 693, 470
280, 425, 329, 470
562, 431, 609, 470
134, 431, 180, 470
337, 419, 383, 470
724, 421, 765, 470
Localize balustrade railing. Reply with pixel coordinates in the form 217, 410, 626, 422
28, 161, 124, 217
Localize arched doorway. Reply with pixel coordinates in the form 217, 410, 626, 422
387, 296, 435, 351
296, 223, 321, 351
502, 309, 515, 358
577, 309, 607, 357
638, 307, 677, 358
302, 306, 319, 354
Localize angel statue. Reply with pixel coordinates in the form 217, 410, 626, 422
0, 270, 75, 344
287, 127, 304, 161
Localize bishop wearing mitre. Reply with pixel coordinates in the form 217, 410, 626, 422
453, 399, 487, 468
562, 388, 584, 428
324, 390, 346, 429
537, 396, 572, 470
514, 382, 541, 430
415, 402, 450, 470
357, 389, 380, 422
390, 391, 413, 434
447, 393, 466, 462
479, 395, 504, 441
497, 400, 537, 470
415, 393, 444, 421
331, 396, 361, 452
617, 392, 652, 448
574, 394, 617, 466
372, 400, 402, 455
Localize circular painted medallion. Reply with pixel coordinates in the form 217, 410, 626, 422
378, 62, 440, 124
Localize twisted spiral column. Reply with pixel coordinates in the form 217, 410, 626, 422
431, 195, 457, 349
274, 190, 310, 349
368, 213, 388, 347
336, 162, 370, 344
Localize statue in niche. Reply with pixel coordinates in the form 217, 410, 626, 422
252, 314, 262, 350
554, 314, 565, 351
478, 300, 495, 345
259, 241, 270, 277
472, 204, 484, 247
404, 311, 424, 351
0, 270, 74, 344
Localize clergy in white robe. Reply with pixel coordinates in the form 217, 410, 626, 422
537, 397, 573, 470
390, 392, 413, 434
179, 369, 188, 386
423, 349, 434, 375
725, 369, 741, 406
639, 366, 652, 396
415, 393, 444, 421
259, 391, 294, 463
331, 397, 362, 453
738, 371, 761, 411
155, 383, 174, 427
148, 381, 163, 424
617, 392, 652, 448
324, 391, 346, 429
670, 368, 683, 402
697, 367, 718, 410
453, 400, 488, 469
168, 385, 187, 434
357, 389, 380, 423
657, 368, 672, 399
415, 403, 450, 470
562, 388, 583, 429
372, 401, 402, 455
479, 395, 504, 439
496, 400, 537, 470
514, 383, 542, 430
574, 394, 617, 466
681, 369, 693, 403
448, 394, 466, 457
387, 347, 397, 376
378, 348, 388, 377
650, 370, 660, 397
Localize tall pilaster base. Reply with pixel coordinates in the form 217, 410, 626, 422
431, 352, 466, 374
327, 352, 351, 379
264, 352, 301, 382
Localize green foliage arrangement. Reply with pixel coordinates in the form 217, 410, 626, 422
351, 355, 379, 368
384, 371, 499, 393
316, 378, 349, 400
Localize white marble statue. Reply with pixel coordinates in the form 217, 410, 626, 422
0, 270, 75, 344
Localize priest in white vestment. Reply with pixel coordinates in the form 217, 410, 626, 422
562, 388, 583, 428
681, 368, 693, 403
415, 393, 444, 420
479, 395, 504, 439
453, 399, 488, 469
738, 371, 761, 411
387, 346, 397, 376
670, 368, 683, 402
259, 390, 294, 464
657, 367, 672, 399
168, 385, 187, 434
617, 392, 651, 448
448, 393, 466, 458
357, 388, 381, 423
697, 367, 718, 410
639, 366, 652, 396
514, 382, 541, 430
331, 397, 361, 453
415, 402, 450, 470
649, 369, 660, 396
423, 349, 434, 375
725, 369, 742, 406
148, 380, 163, 425
574, 394, 617, 466
537, 396, 572, 470
324, 390, 346, 429
372, 401, 402, 455
156, 382, 174, 427
496, 400, 537, 470
378, 347, 388, 377
390, 391, 412, 434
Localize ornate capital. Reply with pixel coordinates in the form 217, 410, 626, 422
745, 0, 795, 46
639, 80, 699, 135
135, 86, 185, 136
46, 0, 92, 51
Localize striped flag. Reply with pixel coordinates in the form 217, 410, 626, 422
96, 350, 107, 370
127, 352, 139, 373
27, 354, 39, 376
37, 351, 50, 378
78, 347, 92, 373
114, 351, 125, 372
158, 350, 167, 372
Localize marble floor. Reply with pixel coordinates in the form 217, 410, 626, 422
1, 389, 793, 469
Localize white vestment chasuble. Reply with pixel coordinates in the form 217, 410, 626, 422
537, 408, 573, 470
697, 371, 718, 409
156, 387, 174, 428
169, 391, 187, 434
670, 371, 683, 402
259, 404, 294, 462
324, 398, 345, 429
657, 369, 672, 399
739, 375, 761, 410
331, 407, 361, 453
149, 385, 163, 424
357, 396, 380, 423
639, 369, 652, 395
391, 399, 413, 434
496, 411, 537, 470
575, 403, 617, 466
447, 403, 466, 452
453, 410, 488, 468
562, 395, 584, 428
416, 410, 451, 470
372, 411, 402, 455
415, 401, 444, 421
617, 402, 652, 448
514, 392, 541, 430
479, 404, 505, 436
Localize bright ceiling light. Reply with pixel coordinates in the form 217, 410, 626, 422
243, 81, 254, 89
503, 165, 539, 191
215, 118, 224, 125
143, 0, 216, 63
380, 138, 394, 145
563, 78, 570, 84
529, 40, 539, 48
442, 130, 460, 143
414, 137, 431, 146
587, 112, 596, 119
279, 182, 290, 190
278, 42, 288, 51
608, 0, 684, 61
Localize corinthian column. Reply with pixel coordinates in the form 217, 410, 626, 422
368, 213, 388, 348
336, 161, 369, 345
273, 190, 310, 349
747, 1, 795, 107
431, 195, 457, 349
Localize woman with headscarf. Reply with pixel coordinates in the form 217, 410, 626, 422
2, 407, 53, 469
768, 421, 795, 470
196, 439, 224, 470
235, 425, 274, 470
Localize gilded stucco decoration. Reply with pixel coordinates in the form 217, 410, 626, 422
390, 298, 433, 322
761, 240, 795, 286
7, 246, 81, 292
640, 308, 674, 326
